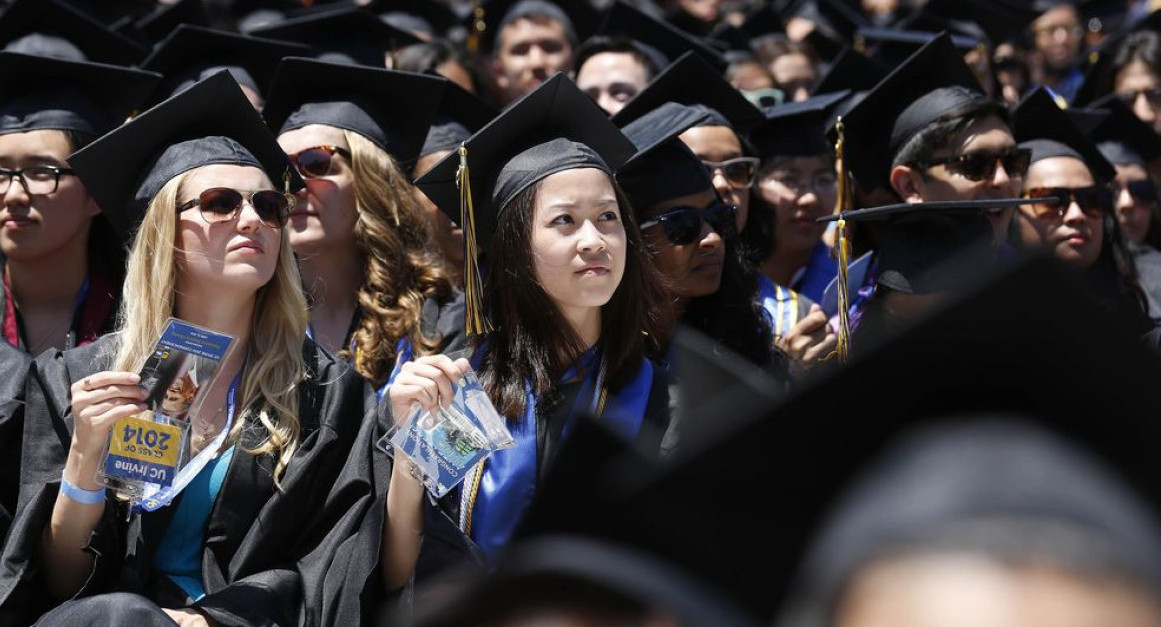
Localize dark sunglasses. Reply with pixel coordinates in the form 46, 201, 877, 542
1023, 186, 1112, 219
920, 148, 1033, 182
288, 145, 351, 178
1116, 86, 1161, 108
177, 187, 293, 227
639, 201, 737, 246
701, 157, 760, 189
1115, 179, 1159, 204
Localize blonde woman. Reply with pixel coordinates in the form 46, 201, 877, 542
264, 58, 465, 394
0, 74, 374, 626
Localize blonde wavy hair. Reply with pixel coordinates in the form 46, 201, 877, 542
114, 168, 310, 484
341, 129, 453, 387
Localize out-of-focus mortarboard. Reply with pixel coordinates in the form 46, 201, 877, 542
263, 57, 446, 164
1072, 10, 1161, 107
465, 0, 599, 55
414, 74, 635, 333
593, 1, 726, 73
811, 47, 888, 96
67, 71, 304, 244
1015, 86, 1116, 182
245, 6, 421, 66
420, 77, 499, 160
1063, 105, 1110, 136
854, 26, 983, 71
611, 51, 764, 132
900, 0, 1036, 48
373, 0, 460, 40
134, 0, 210, 43
785, 0, 867, 61
616, 102, 716, 209
1088, 93, 1161, 166
0, 51, 159, 138
837, 33, 989, 193
140, 24, 308, 107
750, 90, 849, 158
0, 0, 146, 65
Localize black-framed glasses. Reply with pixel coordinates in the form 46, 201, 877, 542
639, 201, 738, 246
177, 187, 294, 228
701, 157, 760, 189
1023, 186, 1112, 219
288, 145, 351, 178
1114, 179, 1159, 204
918, 147, 1032, 182
1116, 86, 1161, 108
0, 165, 77, 195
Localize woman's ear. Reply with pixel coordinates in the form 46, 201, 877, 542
890, 164, 926, 203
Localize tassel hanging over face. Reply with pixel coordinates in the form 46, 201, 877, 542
458, 143, 493, 335
832, 117, 853, 364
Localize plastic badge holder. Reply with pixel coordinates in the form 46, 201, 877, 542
380, 369, 514, 498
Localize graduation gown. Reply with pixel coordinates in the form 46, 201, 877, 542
0, 342, 29, 545
0, 259, 119, 354
0, 334, 378, 627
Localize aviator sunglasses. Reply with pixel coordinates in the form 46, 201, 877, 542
640, 201, 738, 246
701, 157, 761, 189
288, 145, 351, 178
919, 147, 1033, 182
178, 187, 294, 228
1023, 186, 1113, 219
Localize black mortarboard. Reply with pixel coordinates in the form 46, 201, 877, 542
611, 51, 765, 132
736, 3, 786, 42
1063, 105, 1110, 136
134, 0, 210, 43
468, 0, 600, 55
414, 74, 635, 333
1089, 93, 1161, 166
373, 0, 459, 40
838, 33, 988, 193
786, 0, 867, 54
1015, 87, 1116, 183
811, 47, 888, 96
855, 27, 983, 71
616, 103, 716, 209
593, 1, 726, 73
140, 25, 308, 107
616, 256, 1161, 623
245, 6, 422, 66
1073, 10, 1161, 107
0, 51, 159, 138
420, 77, 499, 159
750, 90, 849, 158
67, 71, 304, 244
263, 57, 446, 164
0, 0, 146, 65
900, 0, 1036, 48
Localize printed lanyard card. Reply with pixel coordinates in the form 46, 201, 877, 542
100, 319, 233, 500
380, 369, 514, 498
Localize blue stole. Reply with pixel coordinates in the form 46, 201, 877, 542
462, 351, 654, 562
757, 274, 801, 340
377, 338, 414, 401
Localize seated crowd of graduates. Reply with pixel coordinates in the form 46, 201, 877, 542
0, 0, 1158, 625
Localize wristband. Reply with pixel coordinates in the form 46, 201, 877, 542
59, 471, 106, 505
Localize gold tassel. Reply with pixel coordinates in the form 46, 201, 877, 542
466, 0, 485, 55
458, 143, 493, 335
832, 118, 853, 364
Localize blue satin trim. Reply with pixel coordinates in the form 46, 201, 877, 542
469, 353, 653, 562
757, 274, 800, 339
377, 338, 413, 401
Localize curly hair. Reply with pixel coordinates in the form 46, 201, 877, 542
340, 129, 455, 387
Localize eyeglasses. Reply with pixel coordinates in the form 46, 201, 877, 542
764, 171, 837, 196
287, 145, 351, 178
919, 148, 1032, 182
1031, 23, 1083, 39
639, 201, 738, 246
1114, 179, 1159, 204
1023, 186, 1112, 219
177, 188, 294, 228
0, 165, 77, 196
701, 157, 760, 189
1116, 86, 1161, 109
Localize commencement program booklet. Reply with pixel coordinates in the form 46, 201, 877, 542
99, 319, 234, 505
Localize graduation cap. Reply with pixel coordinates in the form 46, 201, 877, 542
1089, 93, 1161, 166
414, 74, 635, 334
854, 26, 984, 71
786, 0, 867, 59
1072, 10, 1161, 107
0, 51, 160, 138
811, 47, 888, 96
0, 0, 146, 65
900, 0, 1036, 48
134, 0, 210, 43
245, 6, 422, 66
140, 25, 309, 108
610, 51, 765, 132
592, 1, 726, 74
420, 77, 499, 160
750, 90, 849, 158
735, 3, 786, 42
263, 57, 446, 165
66, 71, 304, 244
615, 102, 716, 210
373, 0, 460, 40
465, 0, 600, 55
1063, 105, 1110, 136
837, 33, 989, 194
1015, 86, 1116, 183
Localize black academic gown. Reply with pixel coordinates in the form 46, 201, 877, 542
0, 342, 30, 545
0, 334, 378, 627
